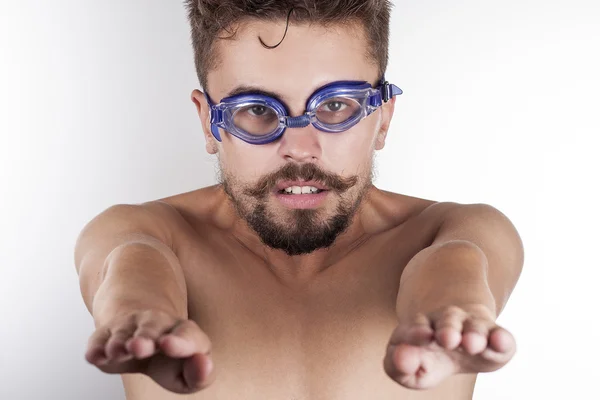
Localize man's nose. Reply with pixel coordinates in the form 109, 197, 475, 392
276, 125, 322, 163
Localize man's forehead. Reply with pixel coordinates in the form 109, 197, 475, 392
206, 19, 379, 104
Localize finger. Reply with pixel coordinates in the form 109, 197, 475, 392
433, 306, 467, 350
158, 320, 212, 359
95, 355, 151, 375
149, 320, 215, 394
461, 317, 491, 355
85, 328, 111, 365
126, 312, 173, 359
384, 343, 421, 378
133, 310, 176, 340
183, 353, 215, 391
477, 327, 516, 367
391, 314, 434, 346
488, 327, 515, 354
105, 325, 137, 362
383, 343, 457, 390
145, 351, 214, 394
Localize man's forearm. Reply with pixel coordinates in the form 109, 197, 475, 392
92, 242, 188, 326
396, 241, 497, 319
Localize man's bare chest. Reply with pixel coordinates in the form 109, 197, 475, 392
122, 225, 476, 400
167, 246, 475, 400
165, 224, 450, 397
180, 242, 406, 399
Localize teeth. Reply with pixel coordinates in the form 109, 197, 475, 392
283, 186, 320, 194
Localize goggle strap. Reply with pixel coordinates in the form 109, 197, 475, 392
210, 107, 224, 125
369, 92, 383, 108
381, 81, 404, 102
211, 124, 222, 142
204, 93, 224, 142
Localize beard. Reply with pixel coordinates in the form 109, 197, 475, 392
219, 162, 373, 256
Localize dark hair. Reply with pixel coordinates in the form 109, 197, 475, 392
183, 0, 393, 90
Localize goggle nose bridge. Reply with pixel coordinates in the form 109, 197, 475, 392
285, 113, 312, 129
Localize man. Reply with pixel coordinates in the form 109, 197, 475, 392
74, 1, 524, 399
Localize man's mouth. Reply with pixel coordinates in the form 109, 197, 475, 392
271, 180, 332, 209
277, 185, 326, 195
274, 181, 329, 195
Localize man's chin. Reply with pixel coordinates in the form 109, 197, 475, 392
260, 234, 334, 256
245, 207, 351, 256
261, 197, 324, 219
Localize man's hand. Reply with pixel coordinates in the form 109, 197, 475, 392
383, 304, 516, 390
85, 309, 215, 394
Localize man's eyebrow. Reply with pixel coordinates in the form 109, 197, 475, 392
226, 85, 285, 100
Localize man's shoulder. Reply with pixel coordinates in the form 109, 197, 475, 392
369, 188, 468, 236
153, 185, 221, 214
146, 184, 232, 236
109, 185, 227, 257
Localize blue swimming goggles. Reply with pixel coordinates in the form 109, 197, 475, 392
204, 78, 403, 145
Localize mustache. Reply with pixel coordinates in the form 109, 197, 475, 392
244, 163, 358, 199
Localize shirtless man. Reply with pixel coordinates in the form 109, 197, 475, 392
74, 1, 524, 399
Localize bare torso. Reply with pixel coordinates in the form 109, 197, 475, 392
121, 185, 478, 399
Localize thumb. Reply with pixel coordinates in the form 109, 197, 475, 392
158, 319, 212, 359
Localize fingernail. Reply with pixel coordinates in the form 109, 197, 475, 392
205, 357, 213, 377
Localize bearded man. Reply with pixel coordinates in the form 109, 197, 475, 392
74, 2, 524, 399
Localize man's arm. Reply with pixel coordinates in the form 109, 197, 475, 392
384, 202, 524, 390
396, 202, 524, 319
74, 202, 214, 393
74, 202, 188, 324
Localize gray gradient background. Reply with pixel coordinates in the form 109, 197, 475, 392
1, 0, 599, 399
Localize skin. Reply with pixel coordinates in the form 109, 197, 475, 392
77, 18, 523, 400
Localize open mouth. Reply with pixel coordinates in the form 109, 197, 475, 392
273, 182, 330, 209
277, 185, 327, 195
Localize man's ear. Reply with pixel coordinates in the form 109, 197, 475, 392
191, 89, 218, 154
375, 96, 396, 151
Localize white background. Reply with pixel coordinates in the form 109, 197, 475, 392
1, 0, 599, 399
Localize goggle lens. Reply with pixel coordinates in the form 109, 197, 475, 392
315, 96, 363, 125
231, 104, 280, 136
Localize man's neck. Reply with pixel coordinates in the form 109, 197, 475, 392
228, 199, 374, 286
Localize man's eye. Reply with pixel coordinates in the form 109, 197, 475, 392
323, 101, 347, 113
248, 105, 268, 116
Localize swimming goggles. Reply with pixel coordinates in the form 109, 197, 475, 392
204, 78, 403, 145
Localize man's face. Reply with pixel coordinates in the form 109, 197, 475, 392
194, 19, 394, 255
